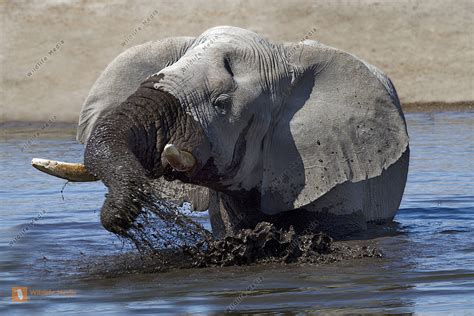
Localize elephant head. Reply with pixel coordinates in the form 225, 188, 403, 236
32, 26, 409, 237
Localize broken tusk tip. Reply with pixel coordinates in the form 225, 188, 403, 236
31, 158, 49, 166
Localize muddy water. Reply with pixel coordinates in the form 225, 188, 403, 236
1, 111, 473, 314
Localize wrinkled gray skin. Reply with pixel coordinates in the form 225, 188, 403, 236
80, 26, 409, 238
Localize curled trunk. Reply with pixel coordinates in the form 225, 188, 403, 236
84, 85, 182, 235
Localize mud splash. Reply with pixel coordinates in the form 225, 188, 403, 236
184, 222, 335, 267
118, 193, 213, 251
91, 190, 381, 276
80, 218, 382, 278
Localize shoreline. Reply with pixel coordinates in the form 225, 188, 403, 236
401, 101, 473, 112
1, 102, 472, 128
3, 0, 472, 123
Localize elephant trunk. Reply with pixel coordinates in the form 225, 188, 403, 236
84, 85, 190, 235
31, 78, 208, 235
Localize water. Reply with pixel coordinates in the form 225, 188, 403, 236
1, 111, 473, 314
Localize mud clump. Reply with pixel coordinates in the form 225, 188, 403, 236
184, 222, 334, 267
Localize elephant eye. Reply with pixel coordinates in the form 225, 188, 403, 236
213, 94, 231, 114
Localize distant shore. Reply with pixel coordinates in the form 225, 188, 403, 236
1, 0, 472, 122
0, 102, 472, 129
402, 101, 473, 112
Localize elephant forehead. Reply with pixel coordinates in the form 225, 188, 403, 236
193, 26, 262, 46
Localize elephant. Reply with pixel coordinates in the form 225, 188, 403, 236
32, 26, 409, 239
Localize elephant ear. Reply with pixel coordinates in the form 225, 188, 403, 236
77, 37, 210, 212
260, 40, 409, 214
77, 37, 195, 143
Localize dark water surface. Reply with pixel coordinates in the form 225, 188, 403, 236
1, 111, 473, 314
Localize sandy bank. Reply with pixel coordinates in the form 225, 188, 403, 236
1, 0, 473, 122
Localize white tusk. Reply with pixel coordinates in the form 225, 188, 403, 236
31, 158, 98, 182
163, 144, 197, 172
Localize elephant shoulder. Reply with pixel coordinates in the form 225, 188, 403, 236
77, 37, 195, 144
